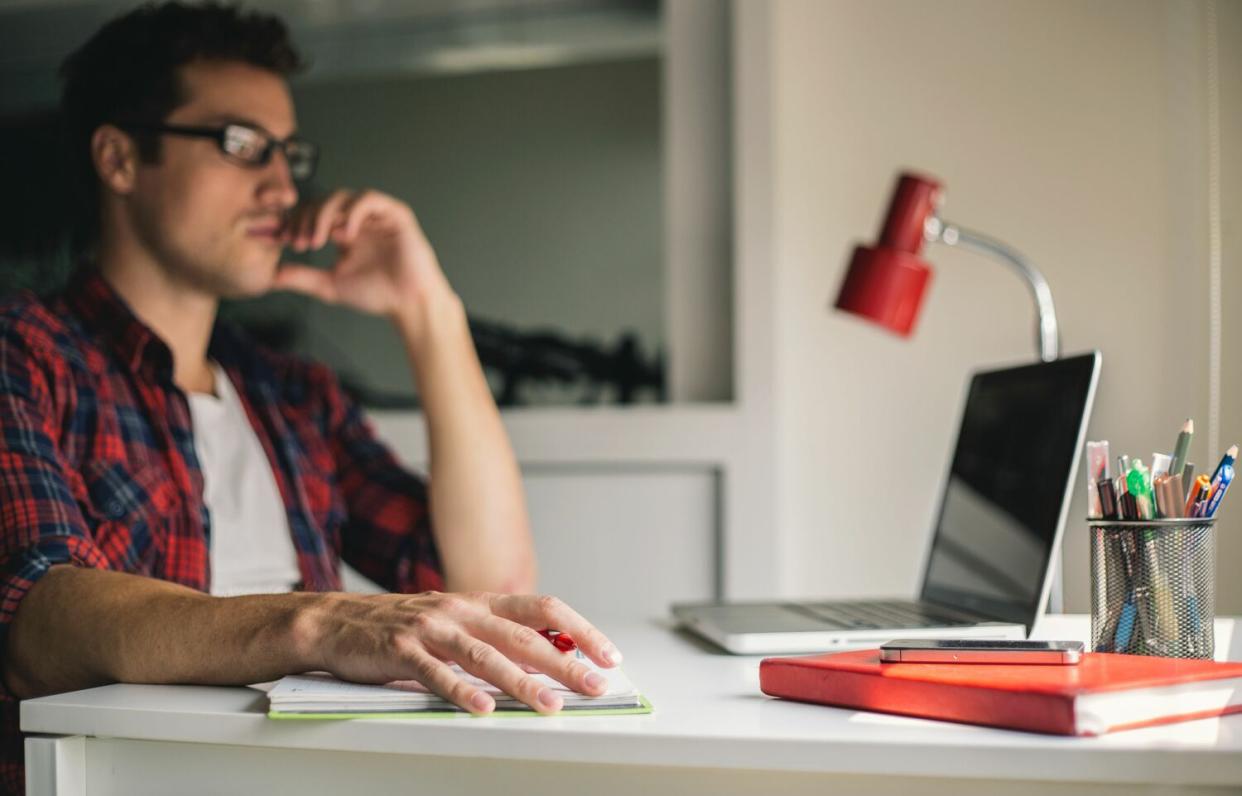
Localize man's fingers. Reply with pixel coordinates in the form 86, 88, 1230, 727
278, 206, 304, 246
489, 594, 623, 670
283, 189, 415, 251
336, 191, 395, 246
310, 190, 353, 250
281, 190, 349, 251
401, 648, 495, 715
291, 203, 318, 250
272, 264, 338, 302
471, 614, 607, 697
430, 632, 563, 714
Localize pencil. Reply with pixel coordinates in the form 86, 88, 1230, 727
1169, 418, 1193, 481
1209, 444, 1238, 488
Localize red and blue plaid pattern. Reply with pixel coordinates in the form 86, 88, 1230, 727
0, 271, 443, 793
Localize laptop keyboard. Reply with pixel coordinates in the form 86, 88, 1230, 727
789, 600, 977, 630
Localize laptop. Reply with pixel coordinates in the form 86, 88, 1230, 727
674, 352, 1101, 654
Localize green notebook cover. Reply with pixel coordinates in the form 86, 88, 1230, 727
269, 694, 653, 720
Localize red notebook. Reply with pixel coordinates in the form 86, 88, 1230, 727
759, 649, 1242, 736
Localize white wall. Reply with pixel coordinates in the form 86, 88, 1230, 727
766, 0, 1242, 613
523, 467, 717, 620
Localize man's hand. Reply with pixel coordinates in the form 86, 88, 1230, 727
273, 189, 454, 324
300, 590, 623, 714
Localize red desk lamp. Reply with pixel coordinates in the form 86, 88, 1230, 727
834, 172, 1060, 362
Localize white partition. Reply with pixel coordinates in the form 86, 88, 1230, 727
523, 467, 718, 621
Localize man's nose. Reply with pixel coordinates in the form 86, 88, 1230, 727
258, 148, 298, 209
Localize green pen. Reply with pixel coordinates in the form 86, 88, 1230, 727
1126, 458, 1178, 647
1127, 459, 1155, 520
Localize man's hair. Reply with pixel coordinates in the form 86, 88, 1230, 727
59, 1, 307, 256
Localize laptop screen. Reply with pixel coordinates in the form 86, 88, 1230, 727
919, 353, 1100, 628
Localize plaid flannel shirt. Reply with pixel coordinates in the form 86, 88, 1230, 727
0, 271, 444, 793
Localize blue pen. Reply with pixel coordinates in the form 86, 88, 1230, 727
1205, 463, 1234, 517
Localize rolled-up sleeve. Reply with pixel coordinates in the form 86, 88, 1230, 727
0, 327, 109, 660
314, 365, 444, 594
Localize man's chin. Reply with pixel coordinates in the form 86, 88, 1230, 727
218, 255, 283, 300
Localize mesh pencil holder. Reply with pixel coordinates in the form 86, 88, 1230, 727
1089, 518, 1215, 659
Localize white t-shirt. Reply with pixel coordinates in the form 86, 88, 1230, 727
189, 363, 301, 597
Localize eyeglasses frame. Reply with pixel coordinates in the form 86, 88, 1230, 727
115, 121, 318, 181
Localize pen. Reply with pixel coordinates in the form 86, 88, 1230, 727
1205, 463, 1234, 517
1152, 474, 1168, 517
1165, 473, 1184, 518
1185, 474, 1211, 516
1181, 463, 1195, 502
1154, 475, 1178, 518
1118, 533, 1158, 653
1113, 596, 1136, 652
1087, 441, 1110, 518
539, 629, 578, 652
1127, 459, 1155, 520
1094, 529, 1119, 650
1134, 516, 1179, 647
1097, 478, 1118, 519
1150, 453, 1172, 481
1154, 474, 1184, 518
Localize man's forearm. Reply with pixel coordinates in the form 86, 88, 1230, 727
3, 565, 323, 699
394, 292, 537, 594
5, 564, 620, 714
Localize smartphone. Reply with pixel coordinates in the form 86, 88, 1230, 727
879, 639, 1084, 664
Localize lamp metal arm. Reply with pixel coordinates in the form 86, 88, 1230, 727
924, 217, 1060, 362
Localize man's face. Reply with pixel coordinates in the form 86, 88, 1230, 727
126, 59, 299, 298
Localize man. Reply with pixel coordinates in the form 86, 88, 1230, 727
0, 3, 620, 790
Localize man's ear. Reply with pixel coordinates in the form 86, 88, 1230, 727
91, 125, 140, 194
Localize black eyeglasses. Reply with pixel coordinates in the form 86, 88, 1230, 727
118, 122, 319, 181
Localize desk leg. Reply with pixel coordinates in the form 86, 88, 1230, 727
24, 735, 85, 796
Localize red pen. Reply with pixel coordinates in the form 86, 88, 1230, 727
539, 629, 577, 652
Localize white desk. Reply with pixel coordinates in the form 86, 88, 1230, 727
22, 615, 1242, 796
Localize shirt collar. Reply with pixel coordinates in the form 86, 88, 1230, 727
64, 269, 261, 385
65, 269, 173, 377
206, 319, 262, 382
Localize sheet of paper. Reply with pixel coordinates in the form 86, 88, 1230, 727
267, 651, 637, 709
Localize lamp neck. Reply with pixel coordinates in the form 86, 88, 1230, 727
924, 217, 1060, 362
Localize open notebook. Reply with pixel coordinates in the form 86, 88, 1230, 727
266, 655, 651, 719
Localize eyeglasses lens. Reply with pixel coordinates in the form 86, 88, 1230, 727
221, 125, 317, 181
285, 141, 317, 181
222, 126, 266, 162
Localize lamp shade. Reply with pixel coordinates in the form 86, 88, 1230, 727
834, 173, 942, 337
